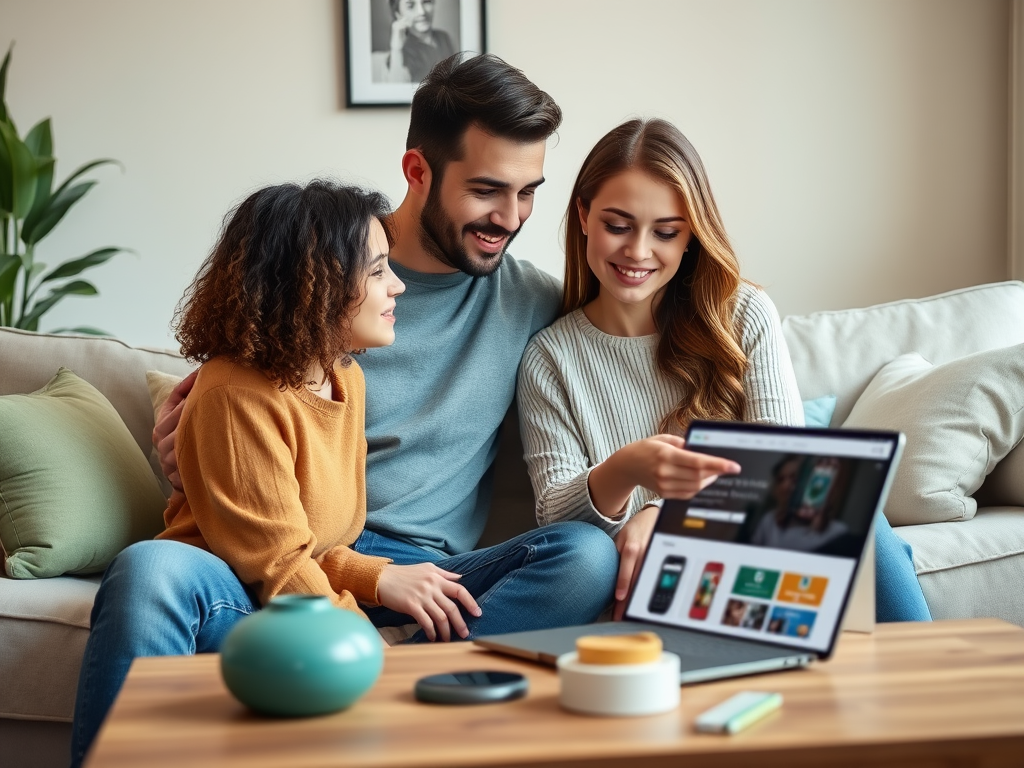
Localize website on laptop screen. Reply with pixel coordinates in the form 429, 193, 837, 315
625, 424, 898, 654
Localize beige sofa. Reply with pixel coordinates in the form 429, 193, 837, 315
3, 280, 1024, 768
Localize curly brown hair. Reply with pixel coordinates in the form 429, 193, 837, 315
174, 180, 392, 389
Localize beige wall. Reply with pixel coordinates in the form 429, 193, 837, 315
0, 0, 1011, 347
1012, 0, 1024, 279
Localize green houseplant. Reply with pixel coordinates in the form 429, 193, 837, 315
0, 44, 126, 335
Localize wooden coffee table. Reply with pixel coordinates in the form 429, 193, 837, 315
84, 619, 1024, 768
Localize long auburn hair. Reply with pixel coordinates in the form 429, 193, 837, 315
175, 180, 392, 390
562, 118, 746, 433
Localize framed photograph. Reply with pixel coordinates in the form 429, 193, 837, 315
344, 0, 487, 107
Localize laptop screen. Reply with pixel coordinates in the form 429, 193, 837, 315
624, 421, 902, 655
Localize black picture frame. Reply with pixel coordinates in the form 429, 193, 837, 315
344, 0, 487, 108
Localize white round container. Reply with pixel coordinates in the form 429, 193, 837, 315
556, 651, 681, 716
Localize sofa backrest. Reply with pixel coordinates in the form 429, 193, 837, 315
0, 328, 194, 466
781, 281, 1024, 426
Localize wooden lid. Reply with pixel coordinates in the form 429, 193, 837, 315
576, 632, 663, 665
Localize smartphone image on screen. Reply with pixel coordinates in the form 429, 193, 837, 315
689, 561, 724, 620
648, 555, 687, 614
796, 458, 839, 521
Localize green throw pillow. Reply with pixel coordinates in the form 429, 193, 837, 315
0, 367, 167, 578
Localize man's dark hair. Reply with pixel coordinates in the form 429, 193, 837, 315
407, 53, 562, 178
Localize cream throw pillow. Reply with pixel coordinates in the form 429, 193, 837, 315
145, 370, 186, 499
842, 346, 1024, 526
146, 370, 184, 416
975, 441, 1024, 508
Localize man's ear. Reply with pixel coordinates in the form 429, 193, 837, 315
402, 149, 432, 195
575, 198, 590, 235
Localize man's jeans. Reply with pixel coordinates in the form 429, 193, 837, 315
70, 522, 617, 768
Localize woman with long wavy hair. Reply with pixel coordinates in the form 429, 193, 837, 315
517, 119, 931, 624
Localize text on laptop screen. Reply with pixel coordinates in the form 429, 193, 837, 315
625, 425, 897, 654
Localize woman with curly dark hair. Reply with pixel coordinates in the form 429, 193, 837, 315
71, 180, 482, 767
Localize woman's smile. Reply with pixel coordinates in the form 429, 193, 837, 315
611, 262, 657, 284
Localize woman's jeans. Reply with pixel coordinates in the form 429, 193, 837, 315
875, 513, 932, 623
70, 521, 618, 768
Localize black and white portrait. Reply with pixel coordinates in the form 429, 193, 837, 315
345, 0, 485, 107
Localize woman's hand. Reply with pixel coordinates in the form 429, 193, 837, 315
588, 435, 741, 519
382, 17, 413, 83
376, 562, 482, 642
389, 14, 412, 52
153, 369, 199, 492
612, 505, 659, 620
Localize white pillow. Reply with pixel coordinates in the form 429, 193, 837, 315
976, 441, 1024, 508
842, 346, 1024, 526
145, 370, 186, 500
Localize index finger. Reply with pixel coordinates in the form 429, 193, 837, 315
670, 449, 741, 476
444, 581, 481, 617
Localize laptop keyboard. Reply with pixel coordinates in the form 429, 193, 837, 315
570, 621, 793, 663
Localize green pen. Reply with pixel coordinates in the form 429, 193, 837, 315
695, 691, 783, 734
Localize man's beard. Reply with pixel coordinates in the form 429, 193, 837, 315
418, 184, 520, 278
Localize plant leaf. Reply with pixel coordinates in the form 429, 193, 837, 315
21, 180, 96, 245
0, 44, 11, 125
26, 155, 54, 225
0, 252, 19, 312
23, 118, 52, 156
0, 121, 38, 218
19, 278, 98, 329
40, 247, 121, 283
51, 158, 120, 199
0, 123, 14, 213
49, 325, 111, 337
26, 260, 45, 282
24, 119, 54, 225
22, 157, 120, 245
22, 260, 45, 301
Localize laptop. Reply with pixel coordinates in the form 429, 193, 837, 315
476, 420, 904, 684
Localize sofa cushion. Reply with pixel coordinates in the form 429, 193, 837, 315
146, 370, 183, 416
0, 369, 167, 578
894, 508, 1024, 627
782, 281, 1024, 426
0, 575, 99, 721
0, 327, 195, 487
975, 441, 1024, 508
843, 348, 1024, 526
145, 370, 188, 499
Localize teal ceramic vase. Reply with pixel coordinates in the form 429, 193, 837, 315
220, 594, 383, 716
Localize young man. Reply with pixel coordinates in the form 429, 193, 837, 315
71, 54, 620, 768
338, 53, 623, 639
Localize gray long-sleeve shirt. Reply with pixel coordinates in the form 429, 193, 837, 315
516, 284, 804, 535
360, 255, 560, 555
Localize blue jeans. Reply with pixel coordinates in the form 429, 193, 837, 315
876, 513, 932, 622
352, 522, 618, 639
70, 522, 617, 767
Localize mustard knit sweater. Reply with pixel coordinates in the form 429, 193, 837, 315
157, 357, 389, 617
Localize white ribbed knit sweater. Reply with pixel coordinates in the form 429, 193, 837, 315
516, 284, 804, 535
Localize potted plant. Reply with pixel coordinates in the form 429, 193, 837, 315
0, 43, 127, 335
